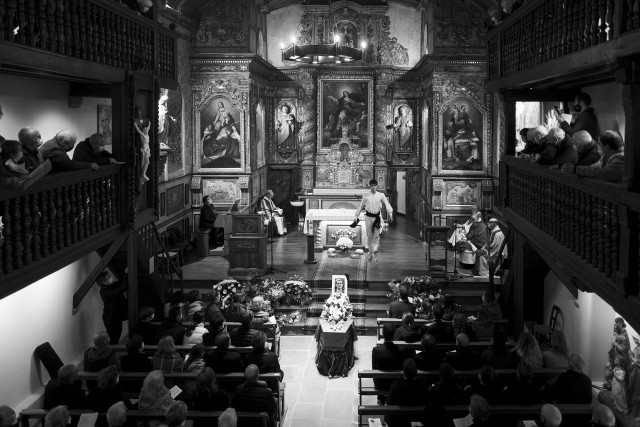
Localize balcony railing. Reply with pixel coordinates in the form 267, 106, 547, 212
501, 156, 640, 296
0, 165, 124, 296
487, 0, 640, 81
0, 0, 176, 79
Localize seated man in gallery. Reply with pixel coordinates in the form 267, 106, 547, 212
40, 130, 98, 172
72, 133, 122, 165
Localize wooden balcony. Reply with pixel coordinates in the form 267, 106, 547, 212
486, 0, 640, 90
0, 0, 176, 80
0, 165, 125, 299
500, 156, 640, 327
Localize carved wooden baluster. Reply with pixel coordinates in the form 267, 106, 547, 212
543, 1, 552, 62
634, 0, 639, 30
591, 0, 600, 45
75, 0, 84, 58
568, 0, 577, 54
36, 0, 46, 48
105, 11, 112, 66
584, 0, 592, 47
69, 0, 78, 56
598, 0, 608, 42
30, 193, 41, 261
0, 0, 6, 41
122, 18, 129, 69
606, 0, 614, 40
62, 0, 71, 55
54, 0, 64, 53
110, 175, 117, 226
576, 0, 585, 50
86, 1, 94, 61
584, 194, 592, 264
26, 0, 36, 46
1, 201, 12, 274
96, 6, 104, 63
611, 206, 620, 277
96, 176, 104, 230
77, 181, 85, 241
579, 191, 587, 259
40, 190, 49, 258
62, 185, 72, 246
46, 0, 55, 50
11, 198, 23, 270
17, 0, 27, 44
559, 0, 567, 55
571, 0, 581, 52
591, 197, 600, 269
6, 0, 18, 41
53, 187, 62, 251
565, 187, 574, 252
600, 201, 608, 273
84, 179, 91, 237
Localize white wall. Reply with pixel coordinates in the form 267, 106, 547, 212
0, 73, 110, 156
387, 3, 422, 68
0, 254, 116, 411
265, 5, 304, 68
543, 271, 638, 383
584, 81, 625, 138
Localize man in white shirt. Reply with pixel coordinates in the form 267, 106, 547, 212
260, 190, 286, 235
355, 179, 393, 263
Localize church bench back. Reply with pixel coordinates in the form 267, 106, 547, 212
110, 344, 256, 354
376, 317, 510, 342
388, 340, 516, 351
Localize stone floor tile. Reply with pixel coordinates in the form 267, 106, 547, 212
322, 389, 354, 420
290, 403, 324, 427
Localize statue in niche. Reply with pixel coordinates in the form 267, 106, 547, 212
391, 105, 414, 151
275, 104, 296, 149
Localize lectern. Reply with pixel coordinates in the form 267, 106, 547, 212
228, 214, 267, 277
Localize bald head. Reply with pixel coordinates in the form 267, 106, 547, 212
592, 404, 615, 427
93, 331, 111, 347
18, 127, 42, 151
89, 133, 106, 154
528, 126, 549, 144
540, 404, 562, 427
55, 130, 77, 151
572, 130, 593, 151
245, 364, 260, 382
546, 127, 565, 145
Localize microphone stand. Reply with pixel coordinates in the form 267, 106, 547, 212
264, 196, 286, 275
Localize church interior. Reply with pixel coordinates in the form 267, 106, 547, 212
1, 0, 640, 425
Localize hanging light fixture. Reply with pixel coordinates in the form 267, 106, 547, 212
281, 0, 364, 65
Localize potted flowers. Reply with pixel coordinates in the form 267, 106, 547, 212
213, 279, 243, 309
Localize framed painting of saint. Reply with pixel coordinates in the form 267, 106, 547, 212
438, 96, 488, 175
195, 95, 245, 173
318, 78, 373, 152
256, 99, 266, 168
274, 100, 296, 150
389, 101, 416, 153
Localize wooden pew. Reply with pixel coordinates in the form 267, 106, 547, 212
110, 344, 255, 355
376, 317, 510, 343
357, 368, 567, 405
357, 404, 594, 427
389, 340, 516, 351
76, 371, 285, 421
20, 408, 270, 427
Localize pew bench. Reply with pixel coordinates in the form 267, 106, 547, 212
389, 340, 516, 351
20, 408, 270, 427
110, 344, 255, 355
357, 403, 595, 427
376, 317, 510, 344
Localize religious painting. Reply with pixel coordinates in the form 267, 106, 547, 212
274, 101, 296, 150
441, 97, 484, 173
389, 102, 416, 153
422, 100, 430, 168
97, 105, 112, 146
443, 180, 479, 208
158, 86, 183, 177
197, 96, 243, 171
202, 178, 239, 207
334, 21, 358, 47
318, 78, 373, 152
256, 99, 266, 168
166, 184, 183, 216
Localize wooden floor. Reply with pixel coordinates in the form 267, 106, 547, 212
181, 216, 483, 285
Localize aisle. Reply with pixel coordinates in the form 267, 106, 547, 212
279, 335, 377, 427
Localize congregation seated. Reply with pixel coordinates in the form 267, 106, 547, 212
562, 130, 625, 182
18, 126, 44, 172
385, 359, 427, 427
372, 324, 415, 404
233, 364, 278, 427
547, 353, 593, 404
183, 344, 206, 373
502, 362, 543, 405
481, 329, 511, 369
542, 331, 569, 369
388, 285, 415, 319
509, 332, 543, 369
452, 313, 476, 342
445, 334, 481, 371
152, 336, 184, 373
423, 304, 454, 343
203, 293, 226, 345
591, 403, 616, 427
413, 334, 442, 371
229, 311, 261, 348
1, 139, 30, 177
43, 364, 87, 409
40, 130, 99, 172
467, 394, 500, 427
393, 312, 420, 343
130, 307, 160, 346
225, 293, 249, 324
471, 291, 502, 341
158, 306, 186, 345
536, 128, 565, 166
84, 331, 119, 372
87, 365, 128, 412
121, 335, 153, 372
183, 311, 207, 346
106, 401, 131, 427
193, 367, 229, 412
428, 363, 464, 404
164, 401, 188, 427
535, 403, 563, 427
204, 332, 244, 374
245, 332, 283, 381
463, 364, 502, 406
561, 130, 602, 167
45, 406, 70, 427
185, 290, 204, 322
138, 370, 173, 412
164, 291, 186, 319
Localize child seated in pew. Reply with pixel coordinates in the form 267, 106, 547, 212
393, 313, 421, 343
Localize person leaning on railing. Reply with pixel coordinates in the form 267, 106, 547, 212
40, 130, 99, 172
561, 130, 624, 182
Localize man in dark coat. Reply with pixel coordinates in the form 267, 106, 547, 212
205, 332, 244, 374
548, 353, 593, 403
233, 364, 278, 427
385, 359, 428, 427
130, 307, 159, 345
72, 133, 121, 165
372, 324, 415, 404
84, 331, 119, 372
555, 92, 600, 138
157, 305, 185, 345
200, 195, 223, 248
413, 334, 443, 371
388, 285, 416, 319
424, 304, 454, 343
43, 364, 87, 409
229, 310, 261, 348
40, 130, 98, 173
573, 130, 602, 166
18, 126, 44, 171
97, 272, 128, 345
445, 333, 481, 371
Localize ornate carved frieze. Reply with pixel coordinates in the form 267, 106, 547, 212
433, 0, 486, 48
194, 2, 248, 48
194, 65, 238, 72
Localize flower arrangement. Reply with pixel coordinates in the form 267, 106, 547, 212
320, 294, 353, 323
336, 236, 354, 251
214, 279, 244, 308
245, 276, 283, 304
281, 275, 313, 306
331, 229, 356, 251
248, 295, 274, 317
387, 275, 444, 318
277, 311, 304, 326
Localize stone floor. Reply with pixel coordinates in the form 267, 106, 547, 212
279, 335, 378, 427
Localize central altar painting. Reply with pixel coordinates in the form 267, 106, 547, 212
318, 78, 373, 152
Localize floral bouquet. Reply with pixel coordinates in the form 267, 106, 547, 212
387, 275, 444, 318
245, 275, 284, 304
276, 310, 304, 326
213, 279, 243, 309
320, 296, 353, 323
336, 236, 353, 251
281, 275, 313, 306
331, 228, 356, 251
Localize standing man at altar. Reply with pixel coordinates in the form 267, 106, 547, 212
261, 190, 287, 236
355, 179, 393, 263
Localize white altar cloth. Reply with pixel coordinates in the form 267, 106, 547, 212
304, 209, 365, 235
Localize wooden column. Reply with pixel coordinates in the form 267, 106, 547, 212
126, 232, 138, 330
513, 230, 525, 336
617, 57, 640, 192
503, 97, 517, 156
